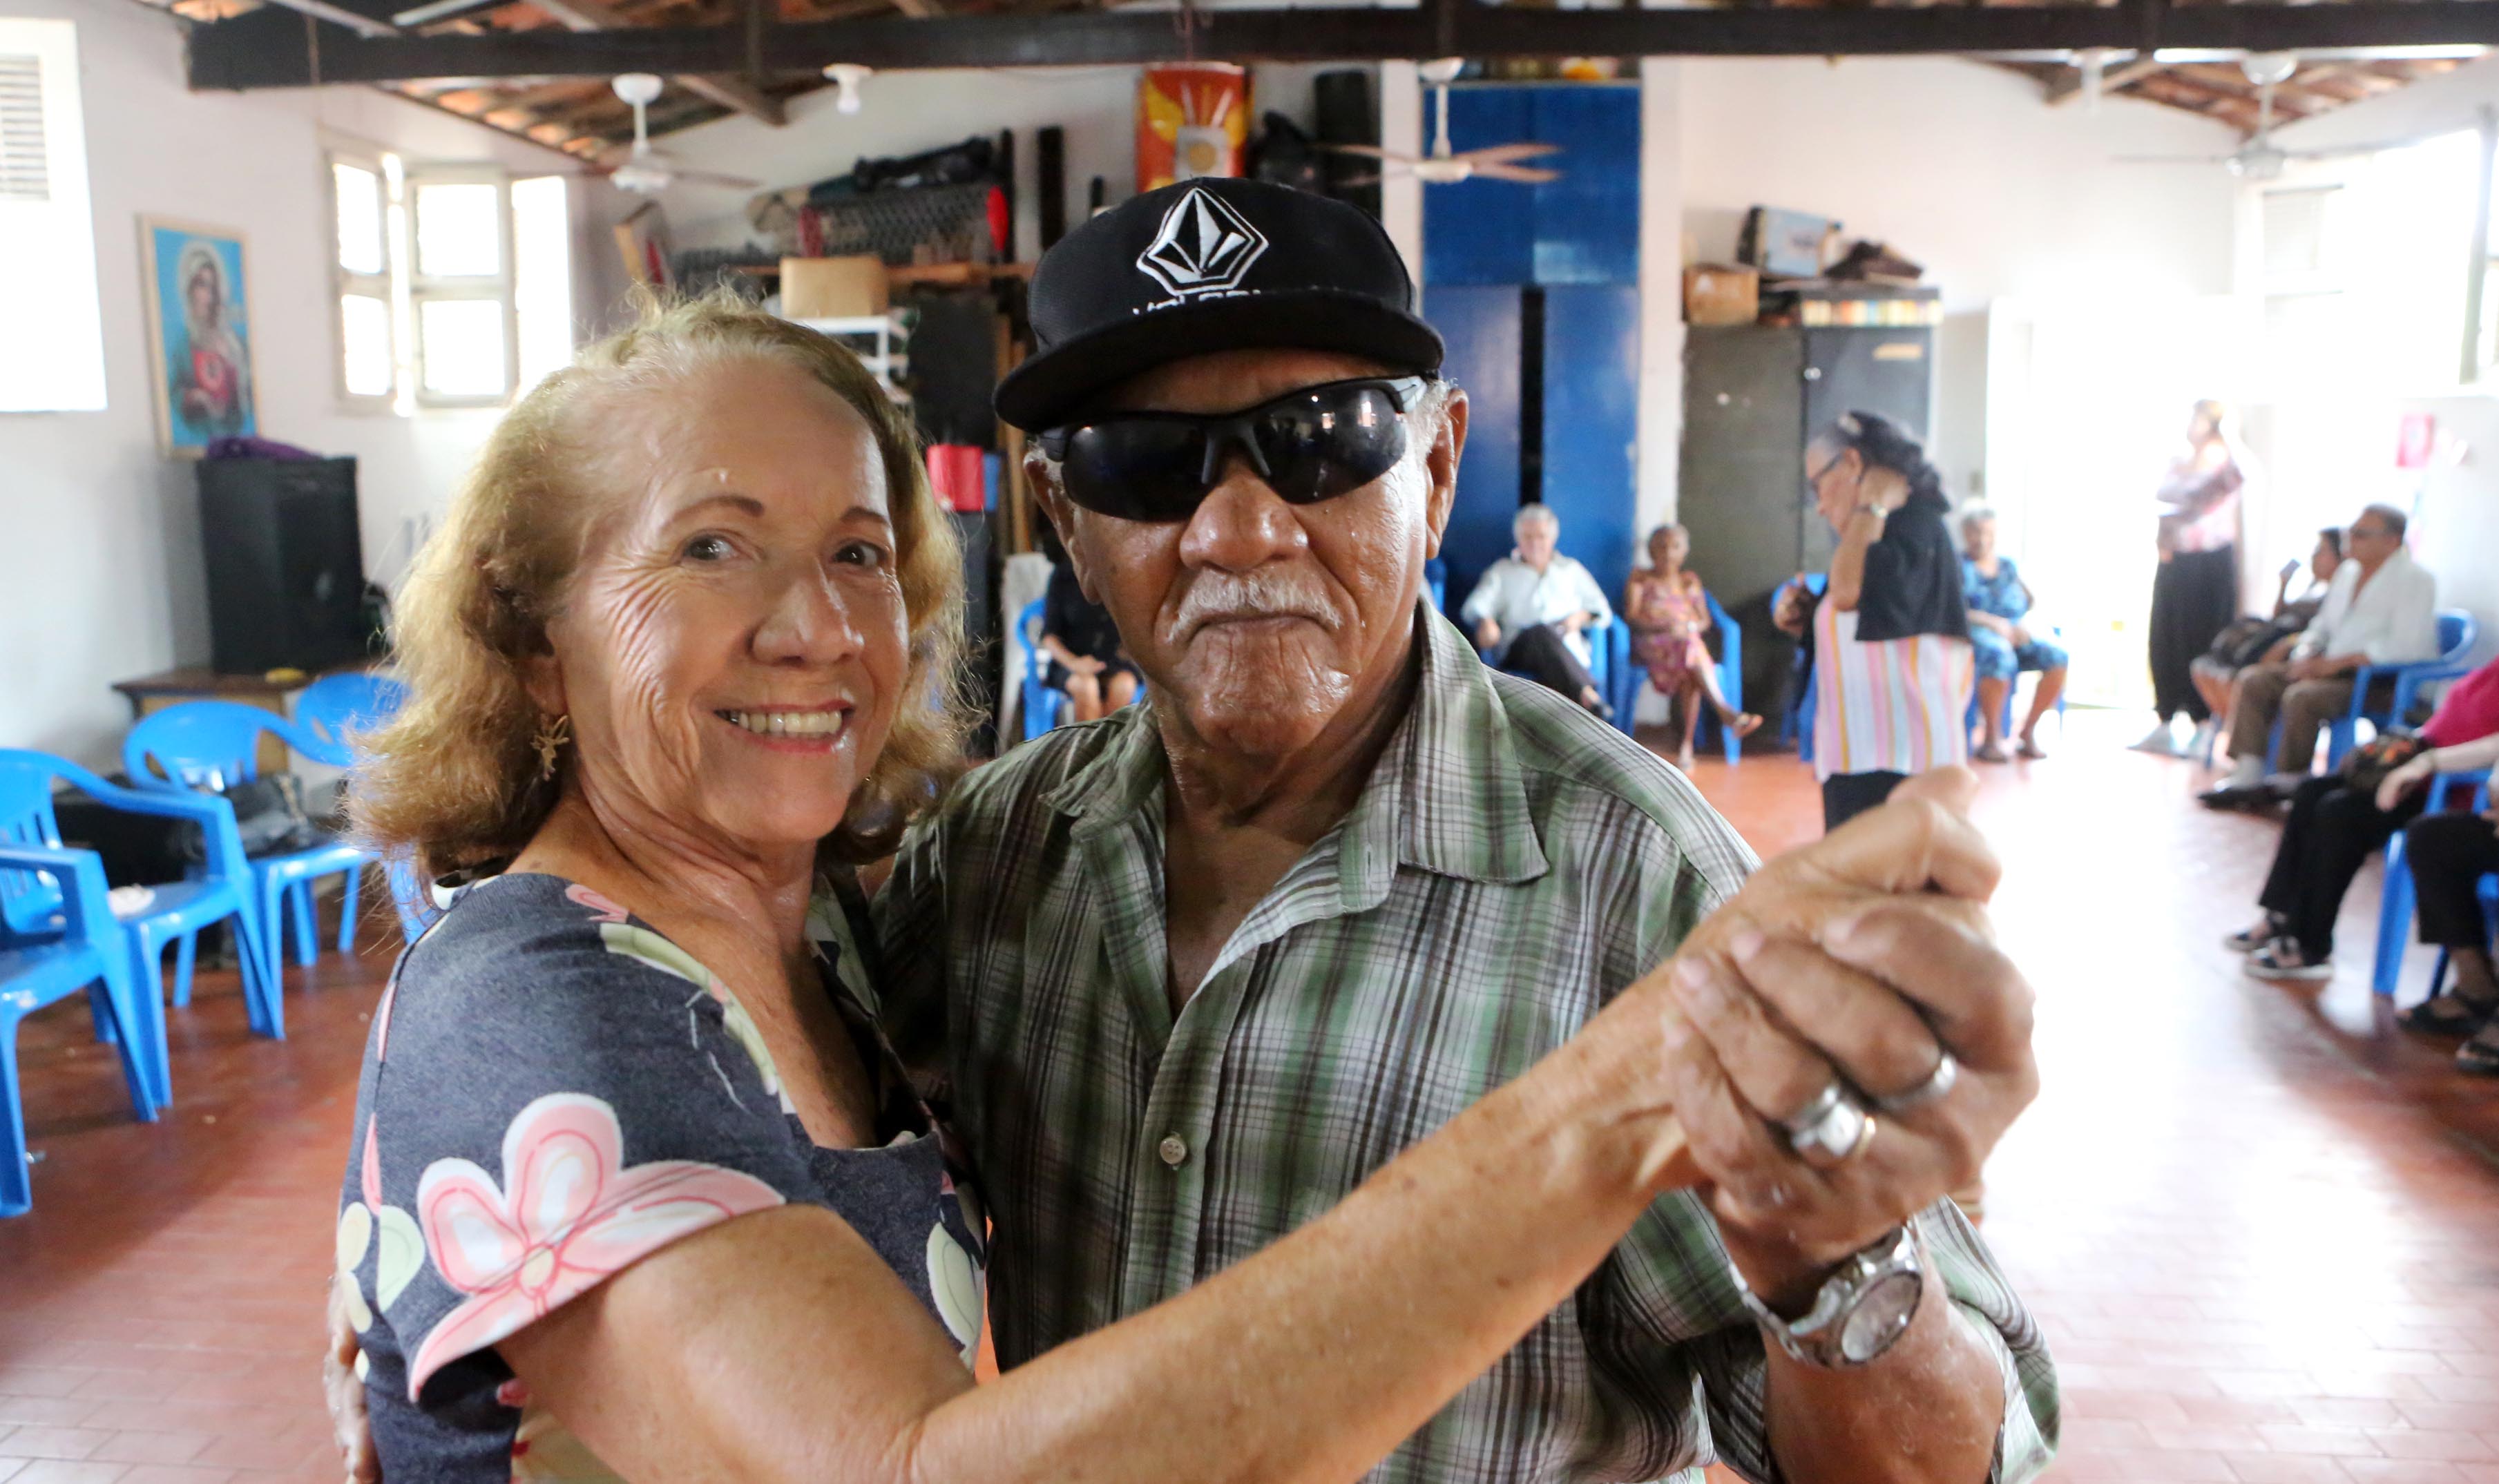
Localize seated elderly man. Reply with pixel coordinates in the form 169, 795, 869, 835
886, 177, 2058, 1483
1459, 503, 1616, 718
2203, 503, 2438, 808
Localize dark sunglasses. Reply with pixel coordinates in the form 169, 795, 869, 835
1037, 376, 1429, 523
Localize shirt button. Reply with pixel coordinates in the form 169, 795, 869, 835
1158, 1133, 1189, 1168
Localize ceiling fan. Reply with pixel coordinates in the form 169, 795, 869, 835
1321, 58, 1563, 186
576, 74, 761, 195
2114, 52, 2459, 180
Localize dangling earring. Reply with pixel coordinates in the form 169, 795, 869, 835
532, 713, 572, 782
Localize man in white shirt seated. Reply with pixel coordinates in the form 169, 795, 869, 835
1459, 503, 1617, 718
2203, 503, 2438, 804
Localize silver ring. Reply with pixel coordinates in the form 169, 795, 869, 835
1780, 1082, 1877, 1168
1875, 1050, 1958, 1115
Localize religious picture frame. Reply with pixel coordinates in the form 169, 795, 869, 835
139, 217, 259, 458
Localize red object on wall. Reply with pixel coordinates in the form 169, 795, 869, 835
926, 444, 987, 513
2397, 412, 2438, 470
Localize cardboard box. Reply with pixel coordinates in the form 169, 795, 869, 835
781, 254, 889, 320
1683, 265, 1759, 327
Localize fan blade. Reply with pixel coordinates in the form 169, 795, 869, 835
2112, 154, 2232, 164
2286, 133, 2470, 160
674, 169, 763, 189
1473, 163, 1561, 184
1337, 173, 1383, 189
1455, 142, 1561, 164
1314, 143, 1401, 160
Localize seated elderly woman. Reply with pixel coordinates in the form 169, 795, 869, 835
1623, 522, 1760, 771
1957, 508, 2067, 762
332, 296, 1714, 1483
1459, 503, 1615, 717
2187, 527, 2344, 758
1037, 559, 1139, 724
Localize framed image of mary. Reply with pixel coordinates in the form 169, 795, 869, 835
140, 218, 258, 457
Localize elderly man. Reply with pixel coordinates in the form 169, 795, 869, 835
882, 178, 2056, 1483
2203, 502, 2438, 807
1460, 503, 1615, 715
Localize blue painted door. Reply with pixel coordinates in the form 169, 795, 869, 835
1541, 285, 1641, 608
1423, 84, 1640, 289
1424, 284, 1524, 619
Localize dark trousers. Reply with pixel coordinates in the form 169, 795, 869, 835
2259, 776, 2423, 957
2405, 811, 2499, 950
1503, 624, 1598, 703
1823, 771, 1908, 833
2149, 546, 2238, 723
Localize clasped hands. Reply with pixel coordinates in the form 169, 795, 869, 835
1627, 769, 2038, 1311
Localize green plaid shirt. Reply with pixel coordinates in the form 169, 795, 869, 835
874, 607, 2058, 1483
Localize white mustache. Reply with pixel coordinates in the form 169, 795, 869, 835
1173, 572, 1336, 635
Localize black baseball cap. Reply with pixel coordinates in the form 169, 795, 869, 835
993, 177, 1445, 432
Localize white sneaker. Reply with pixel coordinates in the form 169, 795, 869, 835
2187, 721, 2219, 761
2129, 722, 2180, 755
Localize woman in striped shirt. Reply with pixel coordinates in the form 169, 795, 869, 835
1799, 412, 1977, 830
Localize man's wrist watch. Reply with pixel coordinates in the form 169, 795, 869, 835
1734, 1224, 1926, 1369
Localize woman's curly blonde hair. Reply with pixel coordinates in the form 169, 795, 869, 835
354, 292, 964, 880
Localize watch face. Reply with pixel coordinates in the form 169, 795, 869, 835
1838, 1271, 1923, 1365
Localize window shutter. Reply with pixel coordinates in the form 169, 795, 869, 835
0, 54, 48, 203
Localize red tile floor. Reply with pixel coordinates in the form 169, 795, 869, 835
4, 709, 2498, 1483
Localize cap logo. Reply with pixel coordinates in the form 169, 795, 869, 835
1136, 188, 1269, 301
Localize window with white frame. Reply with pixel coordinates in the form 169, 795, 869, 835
326, 149, 573, 412
0, 19, 107, 414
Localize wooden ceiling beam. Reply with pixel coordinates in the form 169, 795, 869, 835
527, 0, 787, 124
183, 0, 2499, 88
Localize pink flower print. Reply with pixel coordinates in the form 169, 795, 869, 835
406, 1093, 783, 1398
374, 974, 400, 1061
563, 885, 630, 924
363, 1117, 385, 1209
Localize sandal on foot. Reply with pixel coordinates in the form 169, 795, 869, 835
2245, 938, 2333, 982
2458, 1023, 2499, 1076
1973, 742, 2011, 763
2017, 736, 2048, 760
1727, 713, 1764, 740
2224, 917, 2283, 954
2398, 991, 2499, 1037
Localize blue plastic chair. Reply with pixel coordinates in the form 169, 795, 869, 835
291, 673, 406, 954
1680, 590, 1745, 767
0, 750, 278, 1106
1777, 574, 1830, 761
0, 842, 159, 1215
1484, 614, 1633, 738
2326, 610, 2477, 769
1019, 598, 1067, 742
2371, 768, 2494, 999
1424, 559, 1447, 619
124, 702, 369, 1032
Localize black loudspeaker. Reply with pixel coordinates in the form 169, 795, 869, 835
1037, 127, 1067, 251
1314, 70, 1381, 220
195, 456, 367, 675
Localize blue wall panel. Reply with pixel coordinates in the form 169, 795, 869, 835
1423, 285, 1523, 617
1421, 88, 1535, 287
1540, 285, 1642, 607
1529, 86, 1641, 287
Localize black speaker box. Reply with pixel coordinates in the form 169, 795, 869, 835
195, 456, 368, 676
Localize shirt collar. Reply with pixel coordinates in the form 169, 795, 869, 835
1043, 600, 1549, 891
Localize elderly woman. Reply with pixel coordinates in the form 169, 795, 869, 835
1957, 508, 2068, 763
1624, 523, 1760, 771
333, 297, 1706, 1483
1800, 412, 1974, 830
1459, 503, 1615, 717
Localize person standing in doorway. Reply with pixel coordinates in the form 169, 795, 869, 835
2138, 398, 2249, 756
1802, 412, 1975, 831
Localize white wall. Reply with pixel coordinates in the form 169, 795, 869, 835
0, 0, 593, 768
1674, 58, 2239, 499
